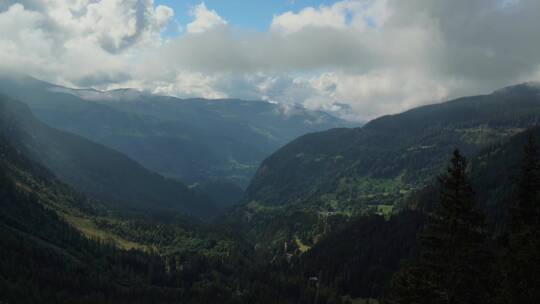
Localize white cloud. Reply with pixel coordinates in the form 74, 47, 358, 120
152, 71, 226, 99
186, 2, 227, 34
155, 5, 174, 27
271, 0, 391, 34
0, 3, 62, 75
296, 70, 450, 121
0, 0, 173, 86
1, 0, 540, 122
271, 5, 350, 33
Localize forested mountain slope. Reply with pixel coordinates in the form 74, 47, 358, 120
247, 83, 540, 210
0, 95, 215, 218
288, 126, 540, 301
0, 133, 258, 303
0, 134, 184, 303
0, 130, 345, 303
0, 75, 352, 192
222, 83, 540, 253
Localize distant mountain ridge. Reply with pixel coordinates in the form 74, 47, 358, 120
0, 75, 354, 197
0, 124, 231, 303
246, 82, 540, 210
0, 94, 215, 218
217, 83, 540, 252
48, 86, 152, 102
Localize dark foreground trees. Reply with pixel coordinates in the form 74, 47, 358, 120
388, 135, 540, 304
4, 130, 540, 303
388, 150, 492, 304
499, 133, 540, 303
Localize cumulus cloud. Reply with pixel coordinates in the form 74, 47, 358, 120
0, 0, 172, 86
271, 0, 390, 33
1, 0, 540, 122
186, 2, 227, 34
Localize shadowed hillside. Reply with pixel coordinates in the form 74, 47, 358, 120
0, 94, 215, 218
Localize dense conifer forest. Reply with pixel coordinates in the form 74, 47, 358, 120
3, 134, 540, 303
3, 0, 540, 302
2, 82, 540, 303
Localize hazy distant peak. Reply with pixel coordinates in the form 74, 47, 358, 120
48, 86, 150, 102
492, 82, 540, 96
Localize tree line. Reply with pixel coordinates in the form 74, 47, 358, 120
387, 133, 540, 304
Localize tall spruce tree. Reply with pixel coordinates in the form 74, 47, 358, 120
388, 150, 491, 304
500, 132, 540, 303
510, 132, 540, 231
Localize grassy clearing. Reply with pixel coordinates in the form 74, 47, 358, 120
376, 204, 394, 217
62, 213, 147, 251
294, 236, 311, 253
246, 200, 284, 212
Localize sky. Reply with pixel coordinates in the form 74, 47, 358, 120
156, 0, 342, 34
0, 0, 539, 122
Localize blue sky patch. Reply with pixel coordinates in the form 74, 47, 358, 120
156, 0, 342, 36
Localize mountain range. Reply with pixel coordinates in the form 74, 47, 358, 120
0, 75, 353, 201
2, 78, 540, 303
0, 94, 215, 218
247, 83, 540, 208
230, 82, 540, 249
